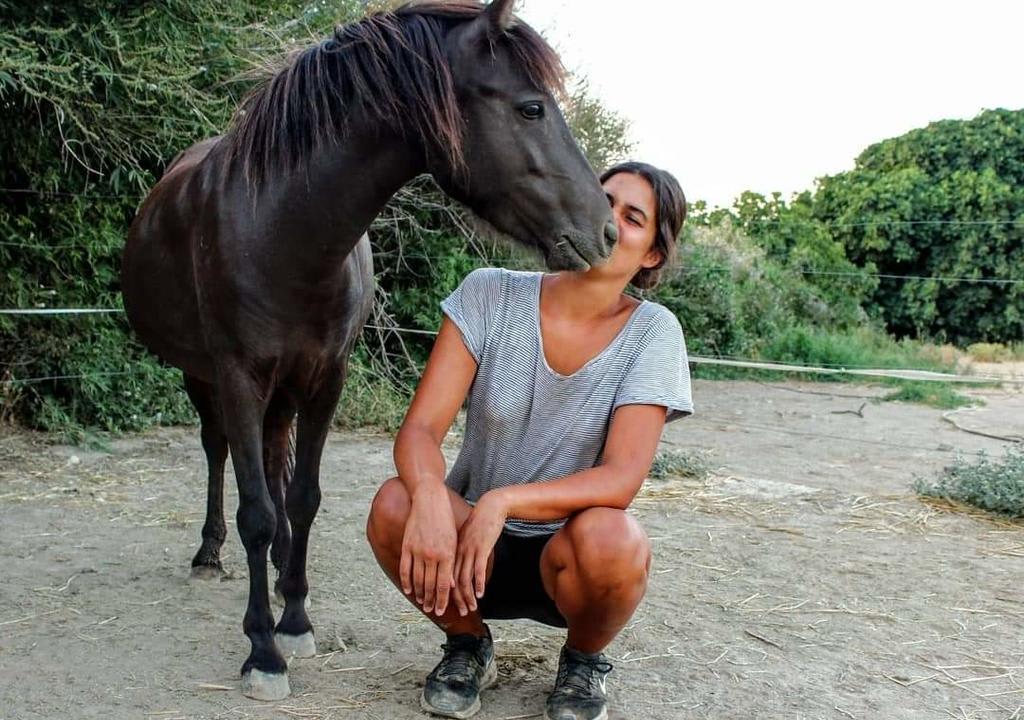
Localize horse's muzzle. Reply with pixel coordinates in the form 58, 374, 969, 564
603, 220, 619, 247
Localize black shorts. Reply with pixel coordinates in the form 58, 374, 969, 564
477, 530, 567, 628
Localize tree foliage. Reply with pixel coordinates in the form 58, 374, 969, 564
812, 108, 1024, 344
562, 78, 633, 174
0, 0, 359, 434
691, 190, 875, 330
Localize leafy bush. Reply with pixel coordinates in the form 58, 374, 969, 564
812, 108, 1024, 345
0, 0, 361, 433
651, 219, 871, 362
8, 0, 1007, 435
333, 345, 410, 434
966, 342, 1024, 363
915, 447, 1024, 517
762, 326, 958, 374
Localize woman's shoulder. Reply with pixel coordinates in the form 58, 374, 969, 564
462, 266, 540, 284
461, 267, 542, 296
633, 299, 684, 336
456, 266, 505, 299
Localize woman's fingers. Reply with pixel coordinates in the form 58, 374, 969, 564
413, 557, 425, 605
422, 559, 437, 613
451, 555, 468, 616
399, 547, 413, 596
473, 552, 487, 599
457, 548, 477, 611
451, 580, 468, 616
436, 557, 455, 616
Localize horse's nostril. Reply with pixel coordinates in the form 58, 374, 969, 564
604, 221, 618, 246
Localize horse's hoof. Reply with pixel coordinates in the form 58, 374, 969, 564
190, 563, 224, 580
276, 631, 316, 660
241, 668, 290, 701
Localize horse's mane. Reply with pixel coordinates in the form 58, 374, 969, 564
226, 1, 565, 184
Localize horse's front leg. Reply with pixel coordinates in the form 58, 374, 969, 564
273, 362, 347, 659
216, 362, 290, 700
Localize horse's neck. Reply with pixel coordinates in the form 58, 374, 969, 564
270, 133, 426, 260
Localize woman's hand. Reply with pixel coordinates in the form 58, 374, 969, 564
400, 483, 457, 616
453, 490, 508, 615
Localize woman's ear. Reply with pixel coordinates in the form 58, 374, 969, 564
641, 246, 664, 271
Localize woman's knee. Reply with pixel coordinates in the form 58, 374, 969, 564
562, 508, 651, 586
366, 477, 410, 551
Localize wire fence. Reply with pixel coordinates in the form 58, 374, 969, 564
2, 310, 1020, 386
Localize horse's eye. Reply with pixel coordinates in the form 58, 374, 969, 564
519, 102, 545, 120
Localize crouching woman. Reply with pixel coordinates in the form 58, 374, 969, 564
367, 162, 692, 720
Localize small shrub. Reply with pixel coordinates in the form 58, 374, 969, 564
881, 382, 979, 410
915, 447, 1024, 517
967, 343, 1013, 363
763, 326, 959, 374
648, 449, 712, 481
967, 343, 1024, 363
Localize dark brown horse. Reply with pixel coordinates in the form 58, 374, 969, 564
122, 0, 615, 701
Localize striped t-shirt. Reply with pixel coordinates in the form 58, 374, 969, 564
441, 267, 693, 537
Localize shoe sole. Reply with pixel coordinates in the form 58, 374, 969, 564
420, 658, 498, 719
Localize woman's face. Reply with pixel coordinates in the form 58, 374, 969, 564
599, 172, 662, 276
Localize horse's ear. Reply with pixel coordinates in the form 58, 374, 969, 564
484, 0, 517, 36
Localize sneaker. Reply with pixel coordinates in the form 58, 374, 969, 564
544, 645, 614, 720
420, 629, 497, 719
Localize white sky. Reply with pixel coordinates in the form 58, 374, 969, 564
516, 0, 1024, 208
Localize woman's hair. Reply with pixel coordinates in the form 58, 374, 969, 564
600, 161, 687, 290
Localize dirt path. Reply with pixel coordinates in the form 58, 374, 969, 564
1, 379, 1022, 720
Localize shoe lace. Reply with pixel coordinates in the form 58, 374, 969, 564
436, 635, 484, 681
554, 653, 614, 697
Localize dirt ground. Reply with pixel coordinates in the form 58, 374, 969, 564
1, 378, 1023, 720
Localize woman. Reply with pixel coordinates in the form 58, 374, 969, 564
366, 162, 692, 720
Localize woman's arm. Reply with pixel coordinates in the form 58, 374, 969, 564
492, 403, 667, 519
392, 316, 477, 616
453, 403, 666, 608
394, 317, 476, 494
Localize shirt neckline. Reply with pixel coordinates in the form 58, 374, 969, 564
533, 272, 648, 380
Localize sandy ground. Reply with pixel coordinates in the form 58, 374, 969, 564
1, 378, 1023, 720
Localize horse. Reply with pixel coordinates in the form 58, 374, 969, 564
121, 0, 616, 701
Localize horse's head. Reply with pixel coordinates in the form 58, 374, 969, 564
430, 0, 616, 271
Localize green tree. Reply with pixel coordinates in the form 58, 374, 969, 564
812, 108, 1024, 344
730, 190, 874, 328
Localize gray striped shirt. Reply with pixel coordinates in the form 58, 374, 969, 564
441, 268, 693, 537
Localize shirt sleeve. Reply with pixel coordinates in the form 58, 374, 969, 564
613, 309, 694, 423
439, 268, 502, 363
